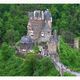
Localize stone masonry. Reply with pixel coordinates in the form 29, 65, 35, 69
16, 9, 58, 55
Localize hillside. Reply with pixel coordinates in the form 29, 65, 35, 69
59, 38, 80, 72
0, 43, 59, 76
0, 4, 80, 76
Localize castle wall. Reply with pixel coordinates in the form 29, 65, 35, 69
48, 40, 57, 54
27, 19, 45, 40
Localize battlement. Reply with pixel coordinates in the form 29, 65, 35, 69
28, 9, 52, 21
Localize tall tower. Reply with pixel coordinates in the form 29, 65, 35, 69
39, 9, 52, 42
27, 10, 44, 41
27, 9, 52, 43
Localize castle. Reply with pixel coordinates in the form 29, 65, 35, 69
15, 9, 80, 76
16, 9, 80, 55
27, 9, 52, 43
16, 9, 58, 55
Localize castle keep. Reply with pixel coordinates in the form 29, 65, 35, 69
16, 9, 58, 55
27, 9, 52, 43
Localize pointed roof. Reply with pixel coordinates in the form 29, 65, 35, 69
44, 9, 52, 20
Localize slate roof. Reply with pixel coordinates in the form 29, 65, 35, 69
50, 36, 58, 43
44, 9, 52, 20
20, 36, 33, 44
42, 23, 51, 32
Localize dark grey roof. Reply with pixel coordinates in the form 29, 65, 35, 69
50, 36, 58, 43
44, 10, 52, 20
20, 36, 33, 44
42, 23, 51, 32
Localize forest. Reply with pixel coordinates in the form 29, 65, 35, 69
0, 4, 80, 76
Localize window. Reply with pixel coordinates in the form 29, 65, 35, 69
41, 32, 44, 37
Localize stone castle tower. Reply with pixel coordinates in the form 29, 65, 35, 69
27, 9, 52, 43
16, 9, 79, 55
16, 9, 58, 55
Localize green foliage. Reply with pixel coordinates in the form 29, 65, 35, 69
64, 72, 75, 76
18, 53, 59, 76
0, 43, 23, 76
0, 42, 14, 61
0, 4, 80, 45
0, 4, 80, 76
0, 5, 28, 44
50, 4, 80, 36
3, 29, 20, 45
33, 56, 59, 76
59, 38, 80, 72
0, 44, 59, 76
32, 45, 40, 54
18, 53, 39, 76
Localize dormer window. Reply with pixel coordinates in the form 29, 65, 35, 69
41, 32, 44, 37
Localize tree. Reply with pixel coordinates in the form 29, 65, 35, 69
0, 42, 14, 61
18, 53, 39, 76
33, 56, 59, 76
4, 29, 20, 45
59, 38, 80, 71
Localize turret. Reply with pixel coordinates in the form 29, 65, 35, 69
44, 9, 52, 29
28, 10, 44, 20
